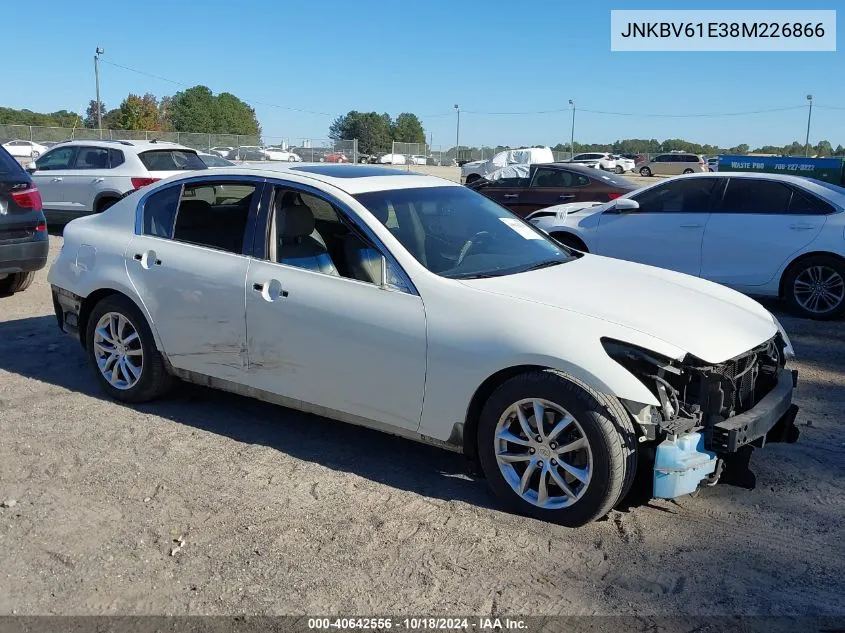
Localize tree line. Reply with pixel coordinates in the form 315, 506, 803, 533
0, 86, 260, 136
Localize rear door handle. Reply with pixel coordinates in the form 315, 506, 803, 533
134, 252, 161, 267
93, 178, 105, 183
502, 194, 519, 199
51, 177, 63, 182
680, 223, 703, 228
253, 280, 288, 301
558, 194, 576, 200
789, 223, 815, 230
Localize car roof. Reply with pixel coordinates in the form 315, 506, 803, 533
51, 139, 194, 151
649, 171, 845, 200
167, 163, 456, 195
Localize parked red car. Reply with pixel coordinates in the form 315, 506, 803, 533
469, 163, 637, 218
325, 153, 351, 163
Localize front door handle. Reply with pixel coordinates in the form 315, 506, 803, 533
252, 280, 288, 301
789, 223, 815, 230
558, 194, 576, 200
680, 223, 703, 228
502, 194, 519, 199
51, 177, 63, 182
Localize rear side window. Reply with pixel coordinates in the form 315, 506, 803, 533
721, 179, 792, 214
788, 188, 836, 215
138, 150, 206, 171
143, 185, 182, 238
530, 168, 589, 188
171, 181, 256, 253
73, 147, 110, 169
109, 149, 125, 168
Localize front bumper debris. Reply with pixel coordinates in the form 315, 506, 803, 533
707, 369, 799, 453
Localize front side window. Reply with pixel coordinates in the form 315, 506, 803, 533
354, 186, 574, 279
269, 186, 407, 289
632, 178, 724, 213
720, 179, 791, 214
35, 147, 76, 170
142, 185, 181, 238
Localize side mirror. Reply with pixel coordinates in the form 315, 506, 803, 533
611, 198, 639, 213
25, 162, 37, 173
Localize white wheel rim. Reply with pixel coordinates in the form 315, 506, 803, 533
494, 398, 593, 510
93, 312, 143, 390
794, 265, 845, 314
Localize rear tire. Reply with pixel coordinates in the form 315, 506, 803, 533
682, 168, 694, 174
614, 165, 624, 174
639, 167, 652, 177
85, 294, 172, 403
0, 271, 35, 295
783, 255, 845, 320
477, 370, 637, 527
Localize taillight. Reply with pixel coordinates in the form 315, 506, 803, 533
35, 222, 47, 232
131, 177, 160, 190
607, 192, 622, 200
10, 186, 42, 211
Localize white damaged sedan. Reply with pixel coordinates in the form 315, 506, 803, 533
48, 165, 800, 526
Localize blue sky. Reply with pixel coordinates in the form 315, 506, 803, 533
7, 0, 843, 149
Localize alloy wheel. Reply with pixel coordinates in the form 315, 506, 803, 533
494, 398, 593, 510
93, 312, 144, 390
793, 265, 845, 315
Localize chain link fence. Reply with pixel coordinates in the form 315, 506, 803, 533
0, 125, 357, 163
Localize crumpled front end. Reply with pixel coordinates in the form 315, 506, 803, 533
603, 334, 800, 498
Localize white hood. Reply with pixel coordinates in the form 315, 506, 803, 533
461, 254, 777, 364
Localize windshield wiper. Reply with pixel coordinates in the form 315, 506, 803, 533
521, 259, 566, 273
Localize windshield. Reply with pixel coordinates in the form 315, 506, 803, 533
354, 186, 576, 279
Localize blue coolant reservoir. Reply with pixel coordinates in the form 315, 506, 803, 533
653, 432, 718, 499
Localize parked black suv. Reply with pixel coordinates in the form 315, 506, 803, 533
0, 145, 48, 295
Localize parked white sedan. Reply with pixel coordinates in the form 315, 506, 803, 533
48, 164, 799, 526
3, 139, 48, 158
531, 172, 845, 320
263, 146, 302, 162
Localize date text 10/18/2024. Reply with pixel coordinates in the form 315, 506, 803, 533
307, 617, 528, 631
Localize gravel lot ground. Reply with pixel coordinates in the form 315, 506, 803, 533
1, 235, 843, 616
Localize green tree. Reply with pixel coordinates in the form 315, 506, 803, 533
84, 100, 106, 128
167, 86, 260, 135
834, 144, 845, 157
727, 144, 749, 154
329, 111, 393, 153
391, 113, 425, 144
814, 140, 833, 156
112, 93, 160, 130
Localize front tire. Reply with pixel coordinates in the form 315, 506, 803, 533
477, 370, 637, 527
783, 255, 845, 320
682, 168, 694, 174
614, 165, 624, 174
639, 167, 652, 177
86, 294, 172, 403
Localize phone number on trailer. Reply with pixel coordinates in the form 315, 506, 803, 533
620, 22, 826, 39
308, 618, 472, 630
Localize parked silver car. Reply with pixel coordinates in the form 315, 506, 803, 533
638, 152, 707, 177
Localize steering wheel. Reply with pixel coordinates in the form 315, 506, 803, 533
456, 231, 491, 267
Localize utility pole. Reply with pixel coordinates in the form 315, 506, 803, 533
94, 47, 104, 137
805, 94, 813, 157
454, 104, 460, 163
569, 99, 576, 160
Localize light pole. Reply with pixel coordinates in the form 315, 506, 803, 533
569, 99, 576, 160
94, 47, 104, 137
804, 94, 813, 157
454, 104, 460, 163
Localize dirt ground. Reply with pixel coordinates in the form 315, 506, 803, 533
1, 235, 843, 616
